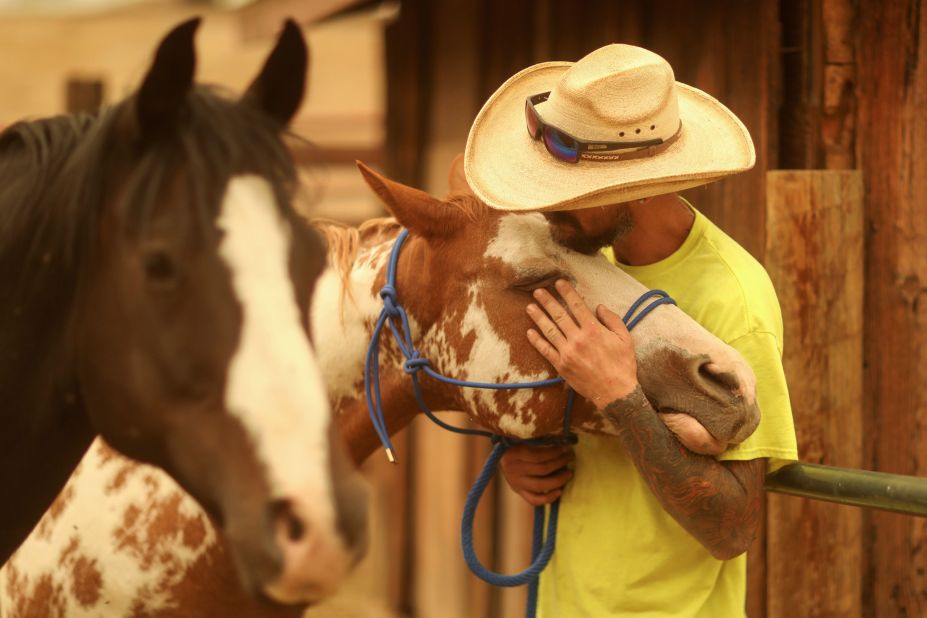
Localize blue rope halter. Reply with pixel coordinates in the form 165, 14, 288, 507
364, 228, 676, 618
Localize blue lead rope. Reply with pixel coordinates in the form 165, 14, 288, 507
364, 228, 675, 618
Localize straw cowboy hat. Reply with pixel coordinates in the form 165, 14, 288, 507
464, 44, 755, 212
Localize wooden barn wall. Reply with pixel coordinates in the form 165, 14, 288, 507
768, 1, 927, 616
857, 0, 927, 616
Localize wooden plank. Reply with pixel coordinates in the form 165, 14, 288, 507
384, 0, 430, 187
821, 0, 856, 170
65, 77, 104, 114
778, 0, 824, 169
857, 1, 927, 615
410, 416, 473, 618
645, 0, 775, 261
764, 170, 864, 617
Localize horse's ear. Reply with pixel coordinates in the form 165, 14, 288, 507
243, 19, 308, 126
136, 17, 199, 133
356, 161, 471, 239
446, 153, 473, 197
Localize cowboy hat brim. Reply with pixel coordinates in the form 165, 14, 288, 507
464, 62, 756, 212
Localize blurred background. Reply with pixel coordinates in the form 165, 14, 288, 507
2, 0, 925, 617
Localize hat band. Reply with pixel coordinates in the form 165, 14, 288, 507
580, 122, 682, 161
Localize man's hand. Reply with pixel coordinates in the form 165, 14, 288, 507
499, 445, 574, 506
526, 279, 638, 410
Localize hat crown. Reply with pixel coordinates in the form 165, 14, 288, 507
542, 44, 680, 142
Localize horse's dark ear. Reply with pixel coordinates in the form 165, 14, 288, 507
136, 17, 199, 133
356, 161, 473, 240
243, 19, 308, 126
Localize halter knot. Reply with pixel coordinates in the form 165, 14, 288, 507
403, 357, 430, 374
379, 285, 401, 316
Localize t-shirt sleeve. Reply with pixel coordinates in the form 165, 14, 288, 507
718, 330, 798, 463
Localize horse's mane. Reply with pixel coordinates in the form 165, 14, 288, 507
312, 217, 399, 273
0, 85, 298, 294
0, 114, 98, 276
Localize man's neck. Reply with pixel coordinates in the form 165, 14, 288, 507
611, 193, 695, 266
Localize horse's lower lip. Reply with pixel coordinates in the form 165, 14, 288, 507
254, 586, 314, 608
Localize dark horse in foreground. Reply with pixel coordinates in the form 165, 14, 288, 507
0, 18, 366, 605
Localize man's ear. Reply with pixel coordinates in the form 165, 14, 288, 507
446, 153, 472, 197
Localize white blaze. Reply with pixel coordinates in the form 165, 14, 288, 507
217, 176, 334, 515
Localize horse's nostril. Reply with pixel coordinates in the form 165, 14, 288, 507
698, 361, 739, 394
285, 512, 305, 542
271, 499, 307, 543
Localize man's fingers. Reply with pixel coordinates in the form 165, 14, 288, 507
532, 288, 579, 336
596, 303, 630, 336
526, 304, 567, 346
527, 328, 561, 366
517, 467, 573, 495
504, 453, 574, 478
554, 279, 598, 327
519, 489, 562, 507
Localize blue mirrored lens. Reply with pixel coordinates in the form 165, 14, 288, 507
543, 127, 579, 163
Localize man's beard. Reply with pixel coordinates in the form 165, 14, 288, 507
546, 206, 634, 255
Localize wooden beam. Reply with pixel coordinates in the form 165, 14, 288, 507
765, 170, 864, 617
858, 1, 927, 615
237, 0, 364, 40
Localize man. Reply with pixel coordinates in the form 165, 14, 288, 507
464, 44, 798, 616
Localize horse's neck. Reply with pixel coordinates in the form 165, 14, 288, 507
0, 228, 93, 565
0, 117, 90, 412
0, 119, 97, 563
311, 225, 456, 463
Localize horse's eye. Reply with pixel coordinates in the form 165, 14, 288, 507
143, 250, 177, 284
512, 273, 563, 292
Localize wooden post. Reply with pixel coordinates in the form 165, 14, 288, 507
764, 170, 864, 617
858, 1, 927, 615
65, 77, 104, 114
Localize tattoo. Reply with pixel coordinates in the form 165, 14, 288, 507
603, 386, 764, 560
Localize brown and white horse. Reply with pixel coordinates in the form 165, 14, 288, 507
0, 162, 759, 616
0, 18, 366, 607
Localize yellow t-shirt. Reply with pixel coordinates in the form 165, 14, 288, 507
539, 206, 798, 617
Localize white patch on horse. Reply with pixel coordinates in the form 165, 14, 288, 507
311, 256, 384, 404
455, 284, 551, 437
217, 176, 335, 514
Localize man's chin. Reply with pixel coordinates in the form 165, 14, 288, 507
544, 211, 623, 255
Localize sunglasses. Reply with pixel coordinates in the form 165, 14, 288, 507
525, 91, 674, 164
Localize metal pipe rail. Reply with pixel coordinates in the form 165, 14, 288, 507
765, 462, 927, 517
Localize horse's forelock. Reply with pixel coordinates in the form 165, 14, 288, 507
115, 85, 298, 239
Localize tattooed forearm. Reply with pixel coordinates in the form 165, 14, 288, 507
604, 386, 764, 560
